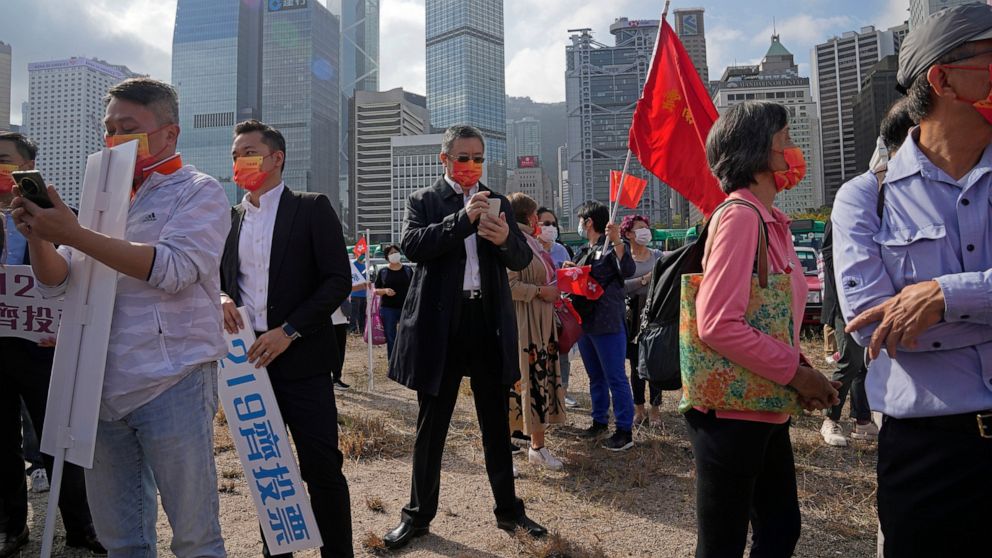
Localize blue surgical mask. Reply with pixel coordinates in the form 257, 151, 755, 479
577, 219, 588, 239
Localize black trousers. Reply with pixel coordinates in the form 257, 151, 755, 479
0, 338, 95, 538
401, 299, 524, 527
877, 414, 992, 558
263, 373, 353, 558
332, 323, 348, 382
826, 315, 869, 422
685, 409, 800, 558
627, 343, 661, 406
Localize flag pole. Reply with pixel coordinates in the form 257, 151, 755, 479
611, 0, 670, 224
366, 228, 374, 391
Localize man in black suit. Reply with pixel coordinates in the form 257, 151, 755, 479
0, 132, 105, 556
381, 125, 547, 550
219, 120, 354, 557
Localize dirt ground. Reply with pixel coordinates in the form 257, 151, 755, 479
24, 333, 878, 557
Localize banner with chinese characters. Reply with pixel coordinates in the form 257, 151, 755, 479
218, 308, 322, 553
0, 265, 62, 342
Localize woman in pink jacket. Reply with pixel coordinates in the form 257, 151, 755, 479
687, 101, 839, 558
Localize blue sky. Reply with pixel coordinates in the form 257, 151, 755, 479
2, 0, 910, 124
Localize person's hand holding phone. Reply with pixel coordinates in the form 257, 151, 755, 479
11, 183, 80, 246
465, 191, 491, 223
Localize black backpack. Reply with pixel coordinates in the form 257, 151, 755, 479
636, 199, 768, 390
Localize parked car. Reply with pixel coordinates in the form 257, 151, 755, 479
795, 246, 821, 326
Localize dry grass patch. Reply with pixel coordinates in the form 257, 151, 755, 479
219, 480, 237, 494
360, 531, 387, 555
364, 495, 386, 513
339, 412, 408, 460
516, 530, 608, 558
221, 468, 242, 480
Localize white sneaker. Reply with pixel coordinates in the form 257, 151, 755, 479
564, 396, 578, 408
851, 421, 879, 440
528, 447, 564, 471
820, 418, 848, 447
30, 468, 50, 493
512, 464, 519, 478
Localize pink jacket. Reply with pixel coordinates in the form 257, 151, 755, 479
697, 189, 808, 424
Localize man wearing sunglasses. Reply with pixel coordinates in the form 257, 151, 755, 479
831, 5, 992, 557
382, 125, 546, 550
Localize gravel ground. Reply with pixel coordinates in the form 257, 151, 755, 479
22, 334, 878, 557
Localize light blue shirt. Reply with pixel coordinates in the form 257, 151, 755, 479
832, 129, 992, 418
548, 242, 569, 268
2, 212, 27, 265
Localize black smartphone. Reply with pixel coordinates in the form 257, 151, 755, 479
12, 170, 53, 209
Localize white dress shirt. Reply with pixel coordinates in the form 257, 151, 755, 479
238, 182, 285, 332
444, 175, 482, 290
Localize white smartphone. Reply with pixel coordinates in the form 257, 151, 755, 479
487, 197, 501, 219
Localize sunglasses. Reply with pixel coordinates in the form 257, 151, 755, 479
448, 155, 485, 164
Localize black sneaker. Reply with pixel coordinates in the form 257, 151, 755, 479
511, 430, 531, 444
510, 443, 523, 456
333, 380, 350, 391
602, 429, 634, 452
578, 421, 609, 439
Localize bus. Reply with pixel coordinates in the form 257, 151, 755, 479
789, 219, 825, 250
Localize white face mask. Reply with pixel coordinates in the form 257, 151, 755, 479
577, 219, 588, 239
388, 253, 402, 264
539, 225, 558, 243
633, 228, 652, 246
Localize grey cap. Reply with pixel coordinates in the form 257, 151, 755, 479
897, 2, 992, 92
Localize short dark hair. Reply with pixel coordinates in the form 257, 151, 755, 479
105, 78, 179, 126
507, 192, 538, 225
880, 98, 916, 153
536, 207, 557, 221
441, 125, 486, 154
0, 132, 38, 161
706, 101, 789, 194
382, 244, 401, 256
235, 119, 287, 171
576, 200, 608, 234
905, 41, 984, 122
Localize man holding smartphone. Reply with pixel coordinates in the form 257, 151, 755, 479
0, 132, 104, 556
11, 78, 230, 557
381, 125, 546, 550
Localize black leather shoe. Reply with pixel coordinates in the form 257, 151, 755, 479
496, 515, 547, 538
383, 521, 429, 550
0, 526, 28, 558
67, 532, 108, 555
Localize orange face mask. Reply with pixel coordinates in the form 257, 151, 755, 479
233, 155, 273, 192
449, 158, 484, 188
105, 125, 172, 184
0, 164, 19, 194
772, 146, 807, 192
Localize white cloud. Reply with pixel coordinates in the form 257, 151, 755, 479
379, 0, 427, 95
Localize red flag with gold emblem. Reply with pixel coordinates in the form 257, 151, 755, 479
629, 19, 726, 216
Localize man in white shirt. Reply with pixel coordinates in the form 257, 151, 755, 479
219, 120, 354, 558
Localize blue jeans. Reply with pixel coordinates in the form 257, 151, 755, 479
85, 364, 225, 558
577, 331, 635, 431
379, 306, 402, 359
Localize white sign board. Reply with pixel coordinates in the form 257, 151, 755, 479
42, 142, 136, 468
0, 265, 62, 342
219, 308, 322, 553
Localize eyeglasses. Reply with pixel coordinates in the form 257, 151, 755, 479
940, 63, 992, 73
448, 155, 485, 164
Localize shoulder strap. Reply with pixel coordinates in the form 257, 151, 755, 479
874, 168, 887, 220
700, 199, 769, 288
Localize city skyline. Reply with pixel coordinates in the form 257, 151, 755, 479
1, 0, 912, 126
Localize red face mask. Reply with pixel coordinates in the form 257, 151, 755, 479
233, 155, 274, 192
448, 157, 484, 188
105, 125, 173, 185
940, 63, 992, 125
0, 163, 20, 194
772, 146, 807, 192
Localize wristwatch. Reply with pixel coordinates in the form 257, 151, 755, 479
281, 323, 301, 341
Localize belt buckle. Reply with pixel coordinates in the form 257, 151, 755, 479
978, 412, 992, 439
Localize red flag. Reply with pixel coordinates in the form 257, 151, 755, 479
353, 236, 368, 260
556, 266, 604, 301
609, 170, 649, 209
629, 20, 726, 216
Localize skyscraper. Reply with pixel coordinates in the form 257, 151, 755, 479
27, 57, 143, 206
566, 18, 671, 228
507, 116, 542, 165
426, 0, 508, 190
262, 0, 341, 207
712, 35, 823, 214
172, 0, 262, 203
813, 25, 901, 204
339, 0, 381, 219
674, 8, 709, 84
0, 42, 11, 130
390, 134, 445, 242
350, 88, 428, 243
851, 55, 902, 172
909, 0, 977, 29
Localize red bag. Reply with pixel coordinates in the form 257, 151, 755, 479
554, 298, 583, 354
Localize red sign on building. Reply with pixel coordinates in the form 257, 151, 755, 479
517, 156, 539, 168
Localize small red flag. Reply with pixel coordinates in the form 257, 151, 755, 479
629, 20, 726, 216
556, 266, 604, 301
609, 171, 649, 209
353, 236, 368, 260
